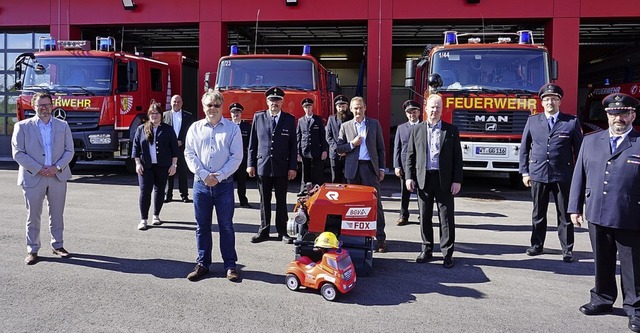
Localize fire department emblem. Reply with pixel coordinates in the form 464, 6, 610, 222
120, 96, 134, 114
52, 108, 67, 120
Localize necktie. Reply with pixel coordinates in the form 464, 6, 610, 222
611, 136, 620, 154
548, 116, 555, 130
271, 115, 277, 130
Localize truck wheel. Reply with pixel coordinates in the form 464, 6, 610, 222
285, 274, 300, 291
321, 283, 337, 301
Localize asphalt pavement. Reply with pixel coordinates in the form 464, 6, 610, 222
0, 161, 629, 332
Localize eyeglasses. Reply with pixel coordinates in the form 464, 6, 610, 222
36, 103, 52, 108
204, 103, 222, 108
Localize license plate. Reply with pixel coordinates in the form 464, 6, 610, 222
475, 146, 507, 156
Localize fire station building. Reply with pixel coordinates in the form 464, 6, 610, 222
1, 0, 639, 157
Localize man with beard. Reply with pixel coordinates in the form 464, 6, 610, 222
326, 95, 353, 183
569, 93, 640, 332
393, 100, 421, 226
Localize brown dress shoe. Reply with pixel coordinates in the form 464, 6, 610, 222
187, 264, 209, 281
375, 240, 388, 253
52, 247, 70, 257
396, 217, 408, 226
226, 268, 240, 282
25, 253, 38, 265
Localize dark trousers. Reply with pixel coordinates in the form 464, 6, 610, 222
399, 174, 411, 219
256, 175, 289, 237
300, 156, 324, 192
530, 181, 574, 254
330, 157, 346, 184
346, 161, 386, 240
588, 223, 640, 316
166, 149, 190, 199
235, 161, 248, 204
417, 171, 455, 259
138, 164, 169, 219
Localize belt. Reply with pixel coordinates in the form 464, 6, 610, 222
426, 170, 439, 174
358, 160, 370, 164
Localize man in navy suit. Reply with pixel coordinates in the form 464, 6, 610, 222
163, 95, 194, 203
297, 98, 328, 195
569, 93, 640, 332
247, 87, 297, 244
336, 96, 388, 252
230, 102, 252, 208
393, 100, 421, 226
519, 84, 583, 262
325, 95, 352, 183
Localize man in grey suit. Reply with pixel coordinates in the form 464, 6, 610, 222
12, 92, 75, 265
163, 94, 194, 203
405, 94, 463, 268
336, 96, 387, 252
393, 100, 421, 226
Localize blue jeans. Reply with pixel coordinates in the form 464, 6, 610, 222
193, 180, 237, 270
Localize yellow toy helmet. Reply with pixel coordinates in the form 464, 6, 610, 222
314, 232, 339, 249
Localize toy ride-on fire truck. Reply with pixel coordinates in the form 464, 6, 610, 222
285, 232, 356, 301
286, 183, 378, 276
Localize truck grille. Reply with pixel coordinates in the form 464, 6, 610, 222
452, 110, 529, 134
343, 268, 353, 281
24, 110, 101, 131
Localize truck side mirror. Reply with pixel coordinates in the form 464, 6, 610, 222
204, 72, 211, 91
550, 59, 558, 81
405, 59, 416, 88
328, 73, 338, 93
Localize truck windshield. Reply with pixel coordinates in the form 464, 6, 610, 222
216, 58, 316, 90
23, 56, 113, 96
432, 48, 549, 92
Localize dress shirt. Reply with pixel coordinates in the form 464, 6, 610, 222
184, 117, 243, 183
427, 121, 441, 170
354, 118, 370, 161
171, 110, 182, 137
37, 118, 53, 166
149, 126, 158, 164
610, 127, 632, 150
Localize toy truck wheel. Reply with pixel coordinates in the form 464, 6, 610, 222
321, 283, 337, 301
285, 274, 300, 291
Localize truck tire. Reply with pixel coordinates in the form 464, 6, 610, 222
285, 274, 300, 291
321, 283, 337, 301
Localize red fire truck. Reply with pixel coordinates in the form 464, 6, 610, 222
210, 45, 340, 122
13, 37, 197, 172
405, 31, 558, 184
581, 81, 640, 133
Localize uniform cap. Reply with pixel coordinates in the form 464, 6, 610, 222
538, 83, 564, 99
301, 98, 314, 106
265, 86, 285, 99
402, 100, 421, 112
602, 93, 640, 114
333, 95, 349, 105
229, 102, 244, 113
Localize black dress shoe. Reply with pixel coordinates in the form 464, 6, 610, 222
443, 257, 455, 268
629, 316, 640, 332
164, 197, 173, 203
563, 251, 574, 263
396, 217, 408, 226
182, 197, 192, 203
281, 234, 293, 244
579, 303, 613, 315
239, 202, 253, 208
416, 251, 433, 263
251, 234, 269, 243
526, 246, 543, 256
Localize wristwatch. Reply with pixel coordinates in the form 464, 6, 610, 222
172, 164, 177, 168
56, 165, 62, 172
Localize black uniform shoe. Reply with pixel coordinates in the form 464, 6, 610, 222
443, 257, 455, 268
579, 303, 613, 315
182, 197, 192, 203
251, 234, 269, 243
164, 197, 173, 203
416, 251, 433, 263
629, 316, 640, 332
526, 246, 543, 256
563, 251, 574, 263
239, 202, 253, 208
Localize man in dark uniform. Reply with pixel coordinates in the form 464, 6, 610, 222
230, 102, 252, 208
163, 94, 194, 203
247, 87, 297, 244
325, 95, 353, 183
393, 100, 421, 226
569, 93, 640, 332
296, 98, 328, 195
519, 83, 583, 262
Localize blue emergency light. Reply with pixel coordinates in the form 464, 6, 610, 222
230, 45, 238, 55
444, 31, 458, 45
97, 37, 113, 51
303, 45, 311, 56
517, 30, 533, 44
43, 38, 56, 51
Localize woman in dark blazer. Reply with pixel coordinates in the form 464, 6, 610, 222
132, 101, 179, 230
